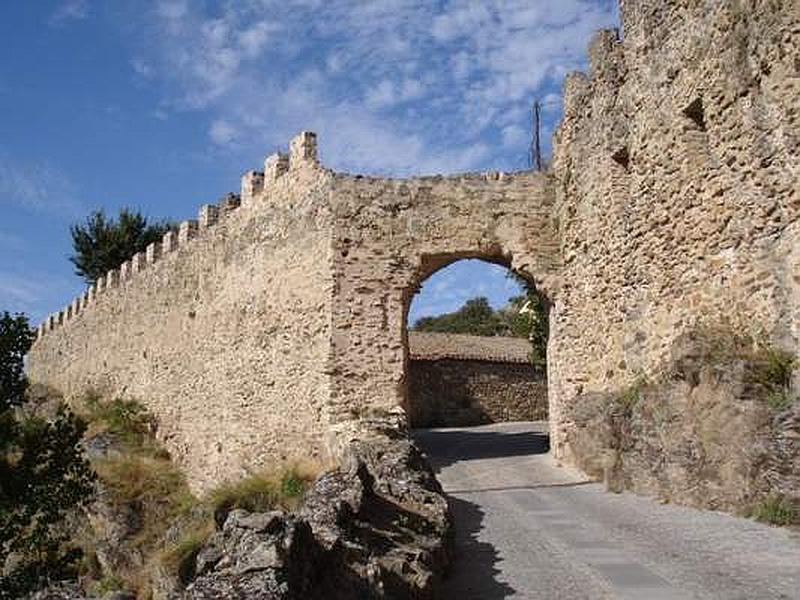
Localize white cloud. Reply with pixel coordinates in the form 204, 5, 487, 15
156, 0, 188, 21
132, 0, 615, 174
49, 0, 89, 25
0, 270, 84, 325
365, 80, 396, 109
0, 155, 82, 215
131, 58, 153, 78
209, 120, 238, 146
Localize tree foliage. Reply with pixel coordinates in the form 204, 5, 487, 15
413, 297, 505, 337
0, 312, 95, 598
70, 208, 173, 285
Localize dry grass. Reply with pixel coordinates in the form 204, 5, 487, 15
76, 395, 322, 597
208, 462, 319, 526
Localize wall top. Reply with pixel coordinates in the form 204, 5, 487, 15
409, 332, 532, 364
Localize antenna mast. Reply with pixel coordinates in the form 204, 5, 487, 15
530, 100, 543, 171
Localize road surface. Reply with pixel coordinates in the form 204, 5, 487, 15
413, 421, 800, 600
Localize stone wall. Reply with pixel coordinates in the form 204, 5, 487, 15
407, 332, 546, 427
27, 134, 338, 492
549, 0, 799, 462
408, 359, 547, 428
325, 169, 558, 445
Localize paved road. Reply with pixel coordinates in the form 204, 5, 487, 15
412, 421, 800, 600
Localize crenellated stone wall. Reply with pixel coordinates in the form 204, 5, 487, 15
26, 0, 799, 495
28, 134, 338, 491
549, 0, 799, 462
27, 133, 557, 490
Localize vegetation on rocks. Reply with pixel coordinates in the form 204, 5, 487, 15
209, 465, 315, 527
569, 324, 799, 525
751, 495, 797, 527
63, 393, 319, 598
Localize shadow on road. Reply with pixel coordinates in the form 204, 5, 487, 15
443, 495, 517, 598
413, 427, 549, 471
413, 425, 552, 598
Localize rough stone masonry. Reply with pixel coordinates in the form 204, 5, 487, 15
27, 0, 799, 492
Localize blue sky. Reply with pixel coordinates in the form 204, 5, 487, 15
0, 0, 618, 325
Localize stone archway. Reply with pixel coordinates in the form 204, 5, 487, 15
325, 170, 561, 449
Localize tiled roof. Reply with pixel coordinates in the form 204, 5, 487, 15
408, 332, 532, 364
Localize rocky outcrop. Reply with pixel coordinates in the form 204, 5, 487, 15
183, 428, 452, 599
567, 331, 800, 517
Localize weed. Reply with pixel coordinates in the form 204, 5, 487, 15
80, 393, 153, 449
766, 390, 795, 412
753, 347, 796, 391
94, 454, 195, 552
209, 464, 316, 527
88, 575, 125, 596
280, 468, 308, 499
614, 376, 648, 415
751, 495, 797, 526
159, 525, 214, 584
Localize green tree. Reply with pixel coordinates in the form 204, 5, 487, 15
0, 312, 95, 598
70, 208, 173, 285
504, 273, 549, 375
413, 297, 507, 336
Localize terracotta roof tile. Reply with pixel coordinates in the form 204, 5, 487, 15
408, 332, 531, 364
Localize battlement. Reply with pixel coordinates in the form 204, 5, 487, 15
34, 130, 323, 344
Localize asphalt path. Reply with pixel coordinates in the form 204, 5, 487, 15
413, 421, 800, 600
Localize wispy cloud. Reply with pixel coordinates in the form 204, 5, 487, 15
133, 0, 616, 175
0, 270, 80, 323
49, 0, 90, 26
0, 154, 83, 216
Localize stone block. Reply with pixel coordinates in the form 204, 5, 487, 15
131, 252, 146, 274
162, 230, 178, 254
178, 220, 198, 245
199, 204, 219, 229
218, 192, 241, 213
120, 260, 132, 281
264, 153, 289, 181
241, 171, 265, 207
289, 131, 318, 168
106, 269, 119, 289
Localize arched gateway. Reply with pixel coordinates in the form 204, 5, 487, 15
26, 133, 562, 491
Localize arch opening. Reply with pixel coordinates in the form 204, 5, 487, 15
401, 255, 550, 433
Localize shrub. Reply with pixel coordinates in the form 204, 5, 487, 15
614, 376, 648, 415
88, 575, 125, 596
0, 312, 95, 598
751, 495, 798, 526
93, 454, 195, 552
750, 346, 796, 393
